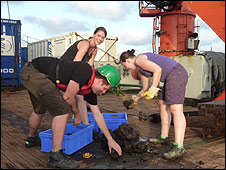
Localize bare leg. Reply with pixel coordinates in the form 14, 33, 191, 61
170, 104, 186, 147
76, 94, 89, 125
51, 113, 69, 152
28, 110, 44, 137
159, 100, 171, 138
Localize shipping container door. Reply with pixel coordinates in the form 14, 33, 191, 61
1, 56, 20, 86
1, 18, 21, 86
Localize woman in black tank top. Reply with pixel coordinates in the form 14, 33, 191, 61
61, 27, 107, 67
60, 27, 107, 125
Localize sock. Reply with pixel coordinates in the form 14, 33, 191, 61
173, 142, 184, 149
160, 135, 168, 139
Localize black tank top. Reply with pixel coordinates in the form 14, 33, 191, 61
60, 39, 96, 62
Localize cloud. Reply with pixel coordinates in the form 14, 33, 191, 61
117, 28, 153, 57
70, 1, 131, 21
118, 28, 152, 46
198, 40, 225, 53
23, 16, 89, 35
198, 29, 220, 44
193, 15, 225, 52
1, 1, 24, 6
118, 43, 153, 57
197, 21, 225, 52
196, 15, 223, 43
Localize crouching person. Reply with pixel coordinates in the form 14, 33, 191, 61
21, 57, 122, 169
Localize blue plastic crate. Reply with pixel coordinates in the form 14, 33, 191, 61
39, 123, 94, 155
73, 113, 127, 134
101, 113, 127, 134
72, 112, 99, 132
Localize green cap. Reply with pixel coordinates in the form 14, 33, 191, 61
97, 65, 121, 89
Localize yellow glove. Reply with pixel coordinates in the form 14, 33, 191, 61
141, 85, 160, 100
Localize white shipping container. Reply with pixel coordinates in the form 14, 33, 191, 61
28, 32, 118, 62
27, 32, 142, 88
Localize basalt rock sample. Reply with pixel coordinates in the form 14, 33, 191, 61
197, 100, 225, 140
100, 123, 155, 155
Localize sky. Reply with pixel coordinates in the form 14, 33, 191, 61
1, 1, 225, 59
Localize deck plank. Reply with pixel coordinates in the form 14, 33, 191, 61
1, 152, 18, 169
1, 90, 225, 169
1, 119, 49, 169
1, 140, 33, 169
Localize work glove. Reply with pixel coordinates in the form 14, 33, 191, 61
141, 85, 160, 100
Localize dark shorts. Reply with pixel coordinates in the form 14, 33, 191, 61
20, 64, 71, 117
159, 64, 188, 105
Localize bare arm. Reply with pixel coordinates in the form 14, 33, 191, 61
63, 80, 80, 112
88, 48, 97, 66
135, 54, 162, 87
89, 104, 122, 156
73, 40, 90, 61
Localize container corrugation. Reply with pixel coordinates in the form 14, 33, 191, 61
73, 112, 128, 134
39, 123, 94, 155
20, 47, 28, 67
1, 18, 22, 86
27, 32, 118, 62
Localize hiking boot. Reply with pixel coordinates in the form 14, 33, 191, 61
149, 134, 170, 145
163, 142, 187, 159
47, 149, 80, 169
25, 135, 41, 148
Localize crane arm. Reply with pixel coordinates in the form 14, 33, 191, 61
184, 1, 225, 43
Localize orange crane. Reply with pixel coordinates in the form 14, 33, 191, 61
138, 1, 225, 101
184, 1, 225, 101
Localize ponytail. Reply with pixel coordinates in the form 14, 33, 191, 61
128, 49, 135, 54
120, 49, 136, 62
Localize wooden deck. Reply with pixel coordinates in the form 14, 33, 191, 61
1, 90, 225, 169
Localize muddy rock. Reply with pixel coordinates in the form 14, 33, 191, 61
123, 99, 135, 110
100, 123, 156, 154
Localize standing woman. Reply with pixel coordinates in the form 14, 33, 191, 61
61, 27, 107, 125
120, 49, 188, 159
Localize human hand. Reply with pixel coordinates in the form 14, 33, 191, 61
108, 138, 122, 156
131, 95, 139, 103
141, 85, 160, 100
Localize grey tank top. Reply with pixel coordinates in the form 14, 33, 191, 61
137, 53, 178, 82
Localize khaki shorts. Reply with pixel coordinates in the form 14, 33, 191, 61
20, 64, 71, 117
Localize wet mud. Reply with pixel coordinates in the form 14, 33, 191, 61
1, 109, 50, 133
71, 123, 202, 169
